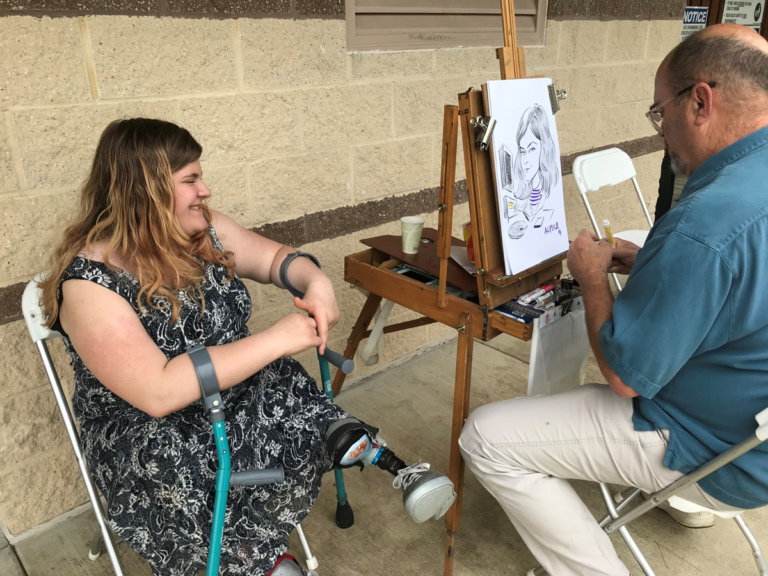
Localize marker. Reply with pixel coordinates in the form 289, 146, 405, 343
519, 283, 554, 304
603, 219, 616, 247
533, 291, 554, 307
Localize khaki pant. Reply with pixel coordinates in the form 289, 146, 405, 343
458, 383, 737, 576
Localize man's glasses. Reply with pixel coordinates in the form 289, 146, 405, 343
645, 82, 717, 132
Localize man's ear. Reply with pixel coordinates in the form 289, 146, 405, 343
691, 82, 715, 126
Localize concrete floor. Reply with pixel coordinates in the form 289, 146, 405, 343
8, 335, 768, 576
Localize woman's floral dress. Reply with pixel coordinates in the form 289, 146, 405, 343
57, 227, 348, 575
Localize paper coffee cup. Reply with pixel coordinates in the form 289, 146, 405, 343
401, 216, 425, 254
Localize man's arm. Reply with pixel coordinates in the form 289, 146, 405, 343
567, 229, 639, 398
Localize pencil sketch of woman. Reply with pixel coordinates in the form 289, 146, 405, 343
506, 104, 559, 239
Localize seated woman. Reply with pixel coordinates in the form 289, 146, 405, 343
39, 118, 455, 576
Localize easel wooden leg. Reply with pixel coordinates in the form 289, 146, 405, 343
331, 293, 383, 397
444, 313, 474, 576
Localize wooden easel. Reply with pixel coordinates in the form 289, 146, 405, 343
332, 2, 566, 574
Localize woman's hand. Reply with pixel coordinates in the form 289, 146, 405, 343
292, 277, 339, 354
607, 238, 641, 275
268, 312, 323, 357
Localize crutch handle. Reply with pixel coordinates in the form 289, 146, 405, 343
279, 252, 355, 375
230, 468, 284, 487
320, 347, 354, 374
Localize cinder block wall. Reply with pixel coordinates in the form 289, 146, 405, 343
0, 4, 682, 536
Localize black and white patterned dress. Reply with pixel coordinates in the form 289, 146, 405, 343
58, 227, 349, 576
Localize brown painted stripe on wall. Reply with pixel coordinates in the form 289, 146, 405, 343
0, 0, 683, 20
0, 134, 663, 326
0, 0, 342, 18
0, 283, 26, 327
549, 0, 687, 20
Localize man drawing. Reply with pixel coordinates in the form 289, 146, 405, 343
460, 24, 768, 576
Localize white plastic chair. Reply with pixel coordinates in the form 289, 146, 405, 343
572, 148, 654, 291
22, 275, 126, 575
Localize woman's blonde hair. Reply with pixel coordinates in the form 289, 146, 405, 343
40, 118, 234, 326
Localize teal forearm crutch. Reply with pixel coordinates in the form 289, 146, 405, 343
188, 344, 287, 576
189, 344, 337, 576
278, 251, 356, 529
190, 252, 355, 575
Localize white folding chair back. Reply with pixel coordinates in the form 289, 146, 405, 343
22, 276, 126, 575
572, 148, 654, 291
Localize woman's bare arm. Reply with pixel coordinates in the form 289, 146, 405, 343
210, 210, 339, 352
60, 279, 322, 417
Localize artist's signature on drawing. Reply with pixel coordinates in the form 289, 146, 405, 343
544, 222, 562, 236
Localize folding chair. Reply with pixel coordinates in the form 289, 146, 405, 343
528, 406, 768, 576
22, 275, 126, 575
572, 147, 654, 291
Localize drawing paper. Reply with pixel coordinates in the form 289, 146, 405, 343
486, 78, 569, 275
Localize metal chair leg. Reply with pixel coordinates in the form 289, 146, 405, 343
88, 529, 103, 561
527, 486, 649, 576
734, 515, 768, 575
599, 483, 656, 576
599, 488, 642, 528
36, 340, 126, 576
296, 523, 319, 576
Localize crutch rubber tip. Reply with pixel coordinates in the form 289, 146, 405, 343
335, 501, 354, 529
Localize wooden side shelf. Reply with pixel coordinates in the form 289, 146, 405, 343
344, 249, 533, 342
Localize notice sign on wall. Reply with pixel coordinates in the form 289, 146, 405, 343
723, 0, 763, 33
682, 6, 709, 41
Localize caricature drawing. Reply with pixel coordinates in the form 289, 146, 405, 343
487, 78, 569, 275
505, 103, 560, 239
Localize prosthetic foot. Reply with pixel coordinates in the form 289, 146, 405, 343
325, 418, 457, 523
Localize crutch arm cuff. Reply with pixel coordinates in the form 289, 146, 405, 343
188, 344, 225, 422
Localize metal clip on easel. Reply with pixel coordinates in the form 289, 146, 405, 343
548, 84, 568, 114
470, 115, 497, 151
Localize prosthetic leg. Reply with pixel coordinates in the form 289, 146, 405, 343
326, 418, 457, 523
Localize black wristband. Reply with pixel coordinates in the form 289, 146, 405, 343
278, 251, 321, 299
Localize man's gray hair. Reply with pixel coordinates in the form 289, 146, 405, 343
667, 34, 768, 100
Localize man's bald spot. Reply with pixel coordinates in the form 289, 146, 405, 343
662, 23, 768, 105
698, 22, 768, 53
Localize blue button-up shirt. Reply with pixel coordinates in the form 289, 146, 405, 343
599, 126, 768, 509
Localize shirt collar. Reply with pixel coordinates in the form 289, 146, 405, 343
679, 125, 768, 203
